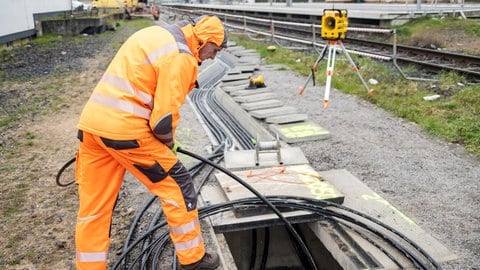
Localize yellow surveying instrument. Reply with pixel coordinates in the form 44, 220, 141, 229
299, 9, 373, 108
321, 9, 348, 40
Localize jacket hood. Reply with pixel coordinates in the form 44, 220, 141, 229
193, 15, 227, 48
178, 15, 226, 62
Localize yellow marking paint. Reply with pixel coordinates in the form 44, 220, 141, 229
362, 193, 416, 225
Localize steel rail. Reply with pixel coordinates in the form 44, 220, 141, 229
165, 6, 480, 80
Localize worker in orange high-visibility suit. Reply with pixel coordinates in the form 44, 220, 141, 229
74, 15, 227, 270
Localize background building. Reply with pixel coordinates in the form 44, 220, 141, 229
0, 0, 71, 49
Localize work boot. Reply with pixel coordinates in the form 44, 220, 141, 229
181, 251, 220, 270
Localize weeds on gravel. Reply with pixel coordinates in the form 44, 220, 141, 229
395, 16, 480, 55
232, 29, 480, 158
33, 34, 64, 45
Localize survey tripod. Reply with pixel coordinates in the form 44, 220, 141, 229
299, 9, 373, 108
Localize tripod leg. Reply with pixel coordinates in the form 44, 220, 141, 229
298, 44, 328, 95
339, 42, 374, 95
324, 43, 336, 108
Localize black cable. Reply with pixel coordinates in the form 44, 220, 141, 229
122, 196, 158, 266
260, 227, 270, 270
177, 147, 318, 270
289, 223, 313, 268
55, 156, 76, 186
263, 196, 441, 269
115, 193, 439, 269
329, 218, 403, 268
295, 196, 442, 269
140, 207, 164, 270
249, 229, 258, 270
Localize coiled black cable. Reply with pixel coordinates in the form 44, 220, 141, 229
177, 147, 318, 270
114, 194, 441, 269
55, 156, 76, 186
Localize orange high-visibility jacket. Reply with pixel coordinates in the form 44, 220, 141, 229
78, 16, 225, 146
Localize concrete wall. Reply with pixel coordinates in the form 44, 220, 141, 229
0, 0, 71, 45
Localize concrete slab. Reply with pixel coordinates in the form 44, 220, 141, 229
249, 106, 298, 119
307, 220, 409, 269
221, 79, 250, 87
234, 62, 261, 67
225, 46, 247, 52
236, 56, 261, 64
221, 84, 250, 93
197, 61, 228, 88
217, 51, 239, 67
241, 99, 284, 111
214, 164, 345, 218
229, 88, 272, 96
233, 92, 278, 103
215, 88, 275, 142
228, 65, 259, 74
313, 169, 457, 266
222, 73, 252, 82
232, 49, 259, 57
266, 113, 308, 124
202, 184, 328, 233
269, 121, 330, 143
224, 147, 309, 170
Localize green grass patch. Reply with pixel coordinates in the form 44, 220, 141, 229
396, 16, 480, 39
126, 17, 155, 29
394, 16, 480, 54
33, 34, 64, 45
0, 115, 18, 128
231, 32, 480, 158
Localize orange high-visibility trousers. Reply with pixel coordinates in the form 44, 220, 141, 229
75, 130, 205, 270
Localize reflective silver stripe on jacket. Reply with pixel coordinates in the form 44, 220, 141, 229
89, 92, 151, 120
164, 24, 193, 55
143, 42, 179, 64
174, 235, 203, 251
169, 218, 199, 235
76, 251, 107, 262
100, 73, 153, 109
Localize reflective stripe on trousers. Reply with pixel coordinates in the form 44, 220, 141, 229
174, 235, 203, 251
170, 218, 200, 235
76, 251, 108, 262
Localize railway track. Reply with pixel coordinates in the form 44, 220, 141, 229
348, 37, 480, 78
165, 6, 480, 81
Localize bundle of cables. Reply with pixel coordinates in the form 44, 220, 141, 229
114, 147, 441, 270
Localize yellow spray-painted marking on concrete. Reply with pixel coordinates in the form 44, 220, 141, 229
362, 193, 416, 225
278, 123, 329, 139
293, 166, 341, 200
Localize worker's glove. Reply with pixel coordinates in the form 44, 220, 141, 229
172, 141, 180, 155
